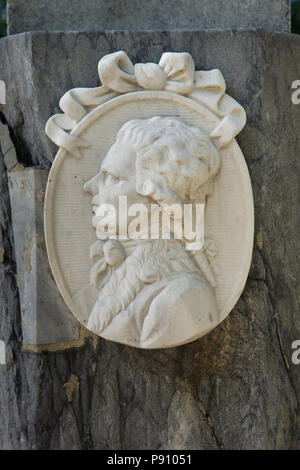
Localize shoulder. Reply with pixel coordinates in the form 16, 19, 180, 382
140, 273, 218, 348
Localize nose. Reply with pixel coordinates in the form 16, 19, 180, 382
84, 173, 101, 196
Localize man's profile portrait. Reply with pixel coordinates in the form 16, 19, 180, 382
73, 116, 221, 348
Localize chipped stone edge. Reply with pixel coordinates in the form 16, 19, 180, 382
23, 325, 98, 353
0, 81, 18, 171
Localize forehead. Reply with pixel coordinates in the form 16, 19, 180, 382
101, 141, 136, 177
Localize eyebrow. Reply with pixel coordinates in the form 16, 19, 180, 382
100, 168, 124, 180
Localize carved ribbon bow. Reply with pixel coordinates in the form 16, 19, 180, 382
46, 51, 246, 157
99, 51, 196, 94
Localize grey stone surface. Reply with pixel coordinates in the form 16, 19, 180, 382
8, 167, 80, 345
0, 30, 299, 449
0, 135, 24, 449
7, 0, 291, 34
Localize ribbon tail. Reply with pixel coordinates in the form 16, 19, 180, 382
45, 86, 116, 157
190, 70, 246, 148
45, 113, 89, 156
210, 95, 246, 148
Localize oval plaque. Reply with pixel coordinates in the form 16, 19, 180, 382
45, 52, 254, 348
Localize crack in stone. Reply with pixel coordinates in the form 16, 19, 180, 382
197, 399, 224, 449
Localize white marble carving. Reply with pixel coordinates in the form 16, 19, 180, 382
45, 52, 254, 348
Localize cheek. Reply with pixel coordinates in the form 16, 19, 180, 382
116, 182, 137, 202
98, 182, 139, 210
98, 181, 126, 199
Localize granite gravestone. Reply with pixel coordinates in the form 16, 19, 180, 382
0, 0, 300, 451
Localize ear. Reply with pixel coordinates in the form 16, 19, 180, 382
195, 179, 214, 202
136, 177, 182, 208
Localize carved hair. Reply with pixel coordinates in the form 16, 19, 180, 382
116, 116, 221, 206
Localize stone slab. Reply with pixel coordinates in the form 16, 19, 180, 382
7, 0, 291, 34
8, 167, 80, 345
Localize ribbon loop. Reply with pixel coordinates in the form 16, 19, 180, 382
98, 51, 137, 93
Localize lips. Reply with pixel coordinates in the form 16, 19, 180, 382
92, 195, 100, 206
92, 215, 101, 228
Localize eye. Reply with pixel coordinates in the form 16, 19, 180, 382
106, 173, 121, 185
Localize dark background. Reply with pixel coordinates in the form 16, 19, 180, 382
292, 0, 300, 33
0, 0, 6, 36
